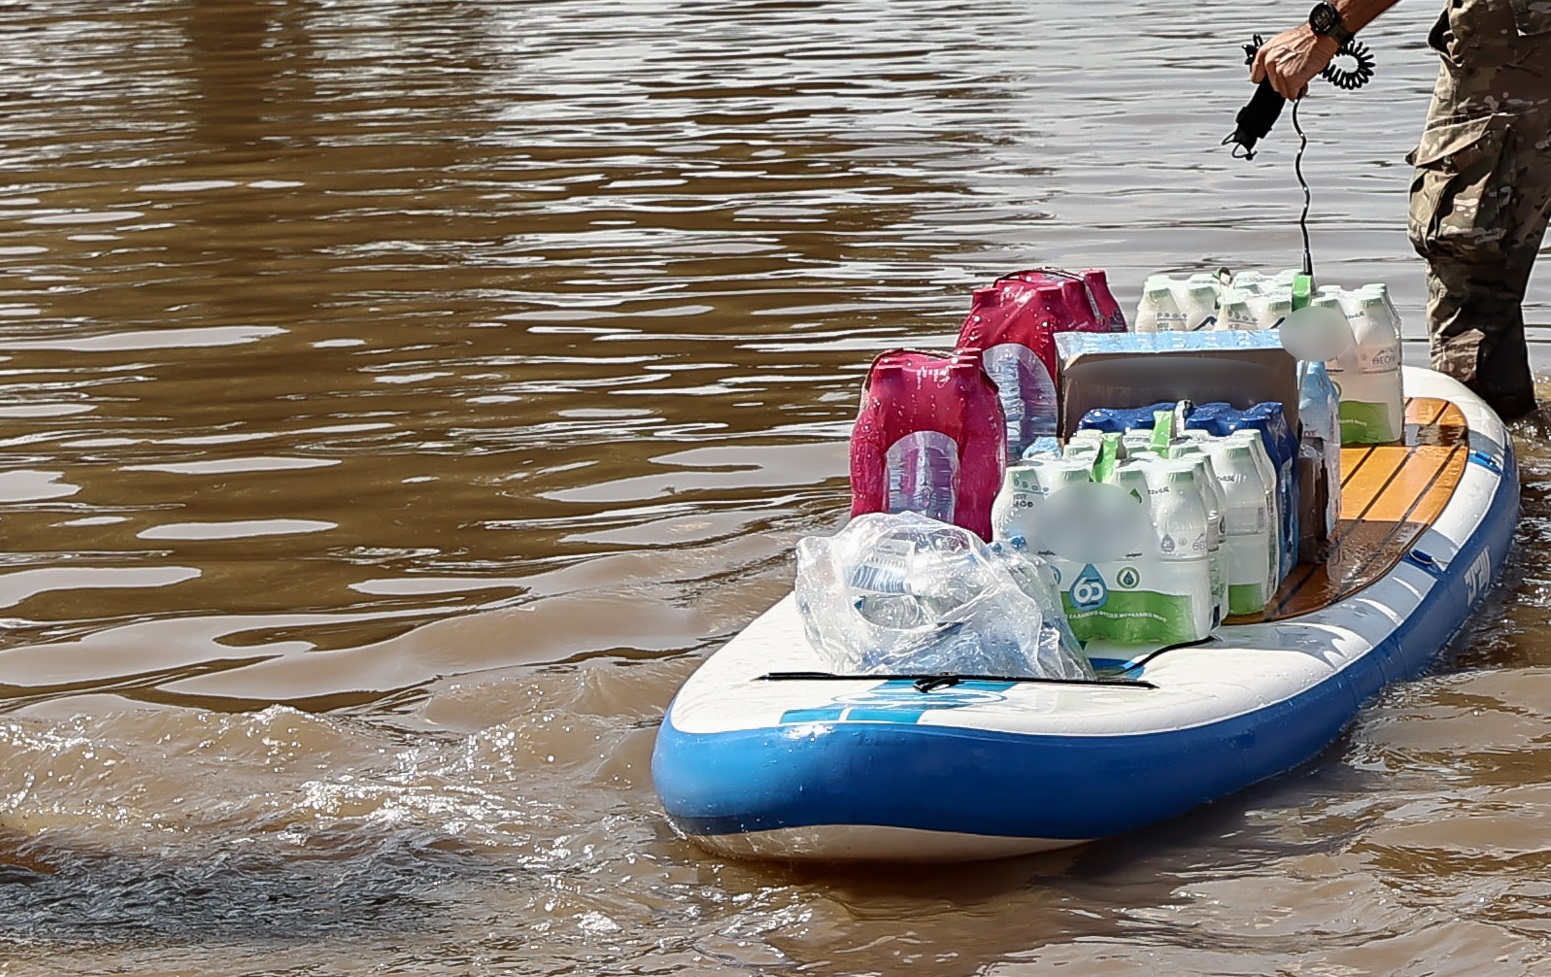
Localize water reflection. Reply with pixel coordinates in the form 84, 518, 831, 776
0, 0, 1548, 973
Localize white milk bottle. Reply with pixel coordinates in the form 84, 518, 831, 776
1169, 445, 1228, 627
1226, 429, 1282, 580
990, 463, 1044, 546
1019, 459, 1095, 633
1337, 289, 1405, 444
1231, 270, 1269, 293
1075, 458, 1157, 643
1183, 282, 1220, 331
1133, 281, 1162, 334
1205, 439, 1277, 615
1135, 461, 1215, 644
1255, 293, 1293, 330
1150, 282, 1188, 332
1217, 288, 1259, 331
1023, 458, 1092, 554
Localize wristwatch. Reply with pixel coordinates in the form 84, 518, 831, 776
1309, 2, 1355, 45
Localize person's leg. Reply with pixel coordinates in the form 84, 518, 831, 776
1407, 3, 1551, 420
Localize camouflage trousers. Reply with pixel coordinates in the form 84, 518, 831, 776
1407, 0, 1551, 420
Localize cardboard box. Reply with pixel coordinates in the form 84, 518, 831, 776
1054, 330, 1300, 438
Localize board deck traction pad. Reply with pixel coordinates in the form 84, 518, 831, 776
1235, 396, 1466, 622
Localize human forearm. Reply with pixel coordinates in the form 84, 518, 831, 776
1251, 0, 1405, 99
1329, 0, 1405, 34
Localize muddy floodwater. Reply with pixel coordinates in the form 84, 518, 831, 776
1, 0, 1550, 974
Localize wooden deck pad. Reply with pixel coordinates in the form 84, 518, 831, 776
1231, 397, 1469, 623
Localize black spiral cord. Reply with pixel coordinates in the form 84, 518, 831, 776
1223, 34, 1376, 276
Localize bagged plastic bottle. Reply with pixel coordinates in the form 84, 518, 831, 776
850, 349, 1007, 540
1080, 268, 1128, 332
1335, 289, 1405, 444
795, 511, 1095, 679
969, 268, 1121, 334
958, 286, 1064, 459
1055, 278, 1099, 333
988, 537, 1086, 663
1297, 360, 1343, 562
1204, 439, 1277, 615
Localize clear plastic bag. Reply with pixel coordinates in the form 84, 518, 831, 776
795, 511, 1094, 680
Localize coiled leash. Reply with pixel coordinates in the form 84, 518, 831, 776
1222, 35, 1376, 280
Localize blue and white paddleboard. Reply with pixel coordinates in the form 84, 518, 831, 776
652, 367, 1518, 861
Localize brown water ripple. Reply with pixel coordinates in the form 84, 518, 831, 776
1, 0, 1551, 972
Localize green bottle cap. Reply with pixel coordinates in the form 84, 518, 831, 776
1291, 273, 1315, 311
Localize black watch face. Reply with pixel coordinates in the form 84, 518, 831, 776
1310, 2, 1337, 33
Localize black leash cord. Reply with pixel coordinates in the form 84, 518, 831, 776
1293, 99, 1313, 278
1223, 36, 1375, 161
1321, 37, 1376, 91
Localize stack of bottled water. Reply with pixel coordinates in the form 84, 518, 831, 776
991, 411, 1280, 645
1077, 400, 1299, 584
1229, 271, 1405, 445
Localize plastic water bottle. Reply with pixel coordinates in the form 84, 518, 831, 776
1204, 439, 1277, 615
981, 342, 1059, 458
1338, 291, 1405, 444
1184, 283, 1220, 331
1168, 446, 1228, 626
850, 349, 1008, 540
991, 464, 1044, 545
1134, 281, 1175, 333
1297, 360, 1342, 562
884, 429, 959, 524
1140, 461, 1215, 643
1217, 288, 1259, 331
1080, 268, 1128, 331
1226, 428, 1282, 580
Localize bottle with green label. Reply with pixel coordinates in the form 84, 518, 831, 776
1334, 289, 1405, 444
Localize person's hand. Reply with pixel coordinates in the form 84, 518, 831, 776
1250, 26, 1340, 100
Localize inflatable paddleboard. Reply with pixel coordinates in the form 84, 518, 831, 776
652, 366, 1517, 862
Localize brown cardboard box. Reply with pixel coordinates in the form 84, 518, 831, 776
1054, 330, 1300, 437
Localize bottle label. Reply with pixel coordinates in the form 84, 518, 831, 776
1060, 558, 1214, 644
